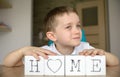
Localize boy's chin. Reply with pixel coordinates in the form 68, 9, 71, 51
74, 42, 80, 46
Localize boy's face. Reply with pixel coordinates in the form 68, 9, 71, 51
53, 12, 82, 47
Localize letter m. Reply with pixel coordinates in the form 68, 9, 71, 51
70, 59, 81, 72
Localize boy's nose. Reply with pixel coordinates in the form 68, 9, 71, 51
74, 27, 80, 34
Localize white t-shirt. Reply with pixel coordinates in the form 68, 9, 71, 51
41, 42, 94, 55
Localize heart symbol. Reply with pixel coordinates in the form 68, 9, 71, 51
47, 59, 62, 73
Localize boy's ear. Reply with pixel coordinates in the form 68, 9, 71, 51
46, 31, 56, 41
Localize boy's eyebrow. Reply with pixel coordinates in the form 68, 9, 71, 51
77, 21, 81, 25
78, 21, 81, 24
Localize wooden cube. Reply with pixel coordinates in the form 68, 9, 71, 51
44, 56, 65, 76
24, 56, 44, 75
85, 56, 106, 75
65, 55, 86, 76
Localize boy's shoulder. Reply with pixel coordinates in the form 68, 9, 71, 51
41, 42, 94, 52
41, 45, 52, 50
41, 43, 56, 51
41, 42, 93, 49
78, 42, 90, 46
76, 42, 94, 49
41, 43, 59, 54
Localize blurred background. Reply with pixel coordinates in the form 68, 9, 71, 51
0, 0, 120, 64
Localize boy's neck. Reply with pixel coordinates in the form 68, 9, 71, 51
55, 44, 74, 55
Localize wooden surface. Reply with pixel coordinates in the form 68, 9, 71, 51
0, 65, 120, 77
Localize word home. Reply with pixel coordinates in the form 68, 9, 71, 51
24, 55, 106, 76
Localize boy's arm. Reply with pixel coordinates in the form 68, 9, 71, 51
105, 52, 119, 66
3, 48, 24, 67
79, 49, 119, 66
3, 46, 57, 67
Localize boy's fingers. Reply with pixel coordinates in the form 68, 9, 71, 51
33, 47, 57, 55
91, 50, 98, 56
80, 49, 96, 56
85, 50, 94, 55
80, 49, 87, 55
79, 52, 84, 55
43, 50, 57, 55
32, 53, 40, 60
35, 51, 48, 59
82, 49, 93, 55
79, 49, 105, 56
32, 49, 58, 60
98, 50, 105, 55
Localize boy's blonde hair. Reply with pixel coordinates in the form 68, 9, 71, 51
44, 6, 79, 34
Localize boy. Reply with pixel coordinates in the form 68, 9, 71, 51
3, 6, 119, 67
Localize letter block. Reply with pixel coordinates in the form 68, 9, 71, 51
86, 56, 106, 75
24, 55, 106, 76
65, 55, 86, 76
24, 56, 44, 75
44, 56, 64, 76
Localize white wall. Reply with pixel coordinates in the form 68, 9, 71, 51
0, 0, 32, 63
0, 0, 120, 64
108, 0, 120, 60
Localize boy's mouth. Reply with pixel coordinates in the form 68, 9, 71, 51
72, 37, 80, 40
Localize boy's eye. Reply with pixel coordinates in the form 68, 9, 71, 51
65, 26, 71, 29
77, 25, 80, 27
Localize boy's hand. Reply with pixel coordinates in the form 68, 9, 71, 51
21, 46, 57, 60
79, 49, 105, 56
